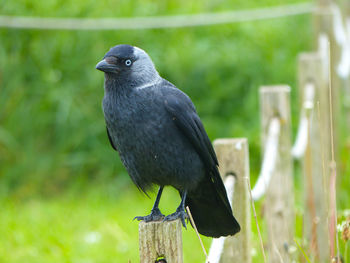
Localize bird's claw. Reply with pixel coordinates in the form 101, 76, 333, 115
163, 209, 189, 229
133, 208, 165, 222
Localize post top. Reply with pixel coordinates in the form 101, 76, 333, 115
298, 52, 322, 61
213, 138, 248, 145
260, 85, 291, 93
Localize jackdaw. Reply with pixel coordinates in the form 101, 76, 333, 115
96, 44, 240, 237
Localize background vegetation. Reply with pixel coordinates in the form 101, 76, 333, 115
0, 0, 348, 262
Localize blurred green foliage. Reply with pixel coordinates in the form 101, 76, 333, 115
1, 0, 349, 262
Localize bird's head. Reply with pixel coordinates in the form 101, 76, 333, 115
96, 44, 159, 86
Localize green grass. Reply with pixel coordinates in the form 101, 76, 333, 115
1, 179, 348, 262
0, 180, 215, 263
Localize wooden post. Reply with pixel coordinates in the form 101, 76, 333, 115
260, 86, 294, 263
317, 0, 333, 6
340, 0, 350, 142
346, 1, 350, 19
345, 0, 350, 142
139, 220, 183, 263
212, 138, 251, 263
298, 52, 331, 262
313, 3, 341, 160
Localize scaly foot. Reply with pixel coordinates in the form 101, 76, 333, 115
163, 208, 189, 228
133, 207, 165, 222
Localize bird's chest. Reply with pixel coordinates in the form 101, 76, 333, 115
103, 93, 167, 152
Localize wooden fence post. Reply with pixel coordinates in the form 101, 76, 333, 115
212, 138, 251, 263
345, 0, 350, 154
298, 52, 331, 262
260, 86, 294, 263
317, 0, 333, 6
313, 3, 341, 159
139, 220, 183, 263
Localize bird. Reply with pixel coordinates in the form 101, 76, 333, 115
96, 44, 240, 237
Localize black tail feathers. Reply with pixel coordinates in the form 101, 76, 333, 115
185, 177, 240, 238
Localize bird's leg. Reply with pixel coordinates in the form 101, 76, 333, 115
163, 191, 188, 228
134, 186, 165, 222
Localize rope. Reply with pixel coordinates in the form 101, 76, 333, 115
318, 34, 331, 78
251, 118, 280, 201
331, 4, 350, 79
0, 2, 314, 30
291, 82, 315, 159
291, 117, 309, 158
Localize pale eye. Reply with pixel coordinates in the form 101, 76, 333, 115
125, 59, 132, 67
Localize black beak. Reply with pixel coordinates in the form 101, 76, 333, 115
96, 59, 119, 73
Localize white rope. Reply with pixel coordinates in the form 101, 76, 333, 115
318, 33, 330, 78
251, 118, 280, 201
291, 82, 315, 159
331, 4, 350, 79
291, 116, 308, 159
0, 2, 314, 30
207, 175, 235, 263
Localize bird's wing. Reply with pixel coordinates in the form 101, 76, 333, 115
164, 93, 217, 168
106, 126, 117, 151
163, 89, 232, 213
